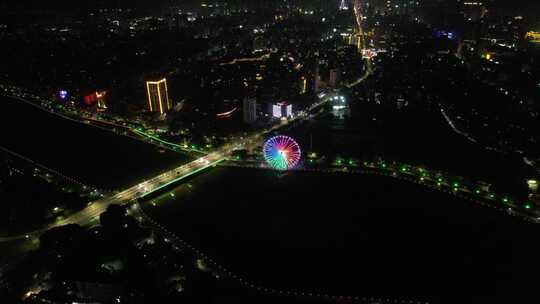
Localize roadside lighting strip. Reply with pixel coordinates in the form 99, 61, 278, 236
220, 161, 538, 224
139, 159, 224, 198
131, 129, 201, 154
5, 91, 200, 158
346, 57, 374, 88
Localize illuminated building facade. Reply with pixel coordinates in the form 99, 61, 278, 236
83, 91, 107, 111
58, 90, 68, 100
96, 91, 107, 111
272, 102, 292, 119
305, 60, 321, 94
84, 93, 97, 105
300, 76, 307, 94
526, 32, 540, 43
146, 78, 171, 114
528, 180, 538, 193
339, 0, 350, 10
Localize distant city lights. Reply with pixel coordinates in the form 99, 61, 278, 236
58, 90, 68, 100
435, 30, 457, 40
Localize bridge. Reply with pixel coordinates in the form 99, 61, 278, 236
0, 136, 265, 242
0, 5, 375, 243
0, 90, 340, 243
0, 89, 367, 243
0, 154, 222, 242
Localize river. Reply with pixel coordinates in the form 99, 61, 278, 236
0, 96, 191, 189
141, 166, 539, 297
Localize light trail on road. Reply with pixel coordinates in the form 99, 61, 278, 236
219, 53, 271, 66
346, 0, 373, 88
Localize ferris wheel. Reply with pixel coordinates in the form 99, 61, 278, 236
263, 135, 302, 170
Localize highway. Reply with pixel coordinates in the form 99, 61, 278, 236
346, 0, 373, 88
219, 52, 271, 66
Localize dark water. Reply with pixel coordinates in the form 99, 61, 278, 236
140, 103, 539, 300
286, 106, 533, 198
0, 96, 191, 189
143, 167, 539, 298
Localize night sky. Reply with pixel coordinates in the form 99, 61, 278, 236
5, 0, 540, 10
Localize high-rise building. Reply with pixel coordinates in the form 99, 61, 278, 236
306, 60, 321, 94
329, 68, 341, 88
272, 102, 292, 119
300, 76, 308, 94
243, 96, 257, 124
83, 91, 108, 111
339, 0, 349, 10
314, 65, 321, 93
146, 78, 171, 114
96, 91, 108, 111
528, 180, 538, 193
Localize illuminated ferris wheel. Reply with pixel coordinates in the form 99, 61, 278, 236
263, 135, 302, 171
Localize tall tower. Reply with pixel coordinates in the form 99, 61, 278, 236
243, 96, 257, 124
339, 0, 349, 10
310, 61, 321, 94
329, 68, 341, 88
146, 78, 171, 114
96, 91, 107, 111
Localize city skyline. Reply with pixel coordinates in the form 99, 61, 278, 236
1, 1, 539, 303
